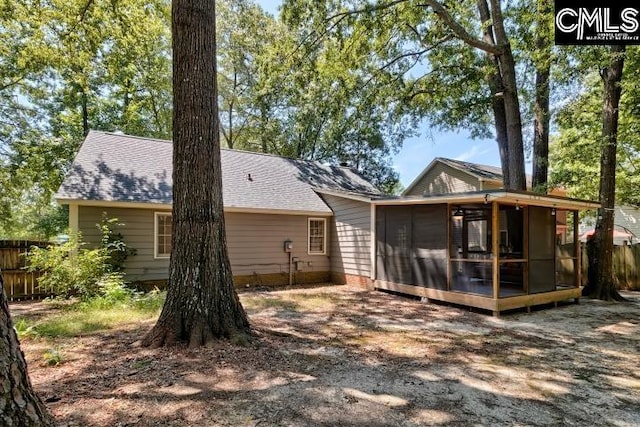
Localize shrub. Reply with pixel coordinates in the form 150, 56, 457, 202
98, 215, 137, 272
26, 216, 136, 300
26, 234, 113, 298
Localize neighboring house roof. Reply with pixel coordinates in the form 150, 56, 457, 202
435, 157, 504, 182
56, 131, 381, 214
403, 157, 504, 195
403, 157, 538, 195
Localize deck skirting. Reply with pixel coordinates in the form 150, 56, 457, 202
374, 280, 582, 314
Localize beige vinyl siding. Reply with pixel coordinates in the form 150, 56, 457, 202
225, 212, 330, 275
78, 206, 170, 281
405, 162, 479, 196
616, 206, 640, 240
77, 206, 330, 281
480, 180, 502, 191
321, 194, 372, 277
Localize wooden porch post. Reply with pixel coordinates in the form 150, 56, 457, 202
447, 204, 452, 292
492, 201, 500, 316
574, 210, 581, 298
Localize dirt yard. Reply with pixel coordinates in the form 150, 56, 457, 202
13, 286, 640, 426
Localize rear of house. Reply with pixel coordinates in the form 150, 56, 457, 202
57, 131, 380, 287
58, 133, 600, 314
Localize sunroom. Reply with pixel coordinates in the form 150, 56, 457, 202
373, 191, 599, 315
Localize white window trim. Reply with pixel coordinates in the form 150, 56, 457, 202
154, 212, 172, 259
308, 217, 327, 255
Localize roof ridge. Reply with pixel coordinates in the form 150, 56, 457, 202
219, 147, 358, 171
92, 130, 173, 144
439, 156, 501, 170
93, 130, 359, 171
219, 146, 314, 164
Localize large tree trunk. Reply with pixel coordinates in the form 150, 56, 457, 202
143, 0, 250, 348
0, 272, 54, 426
583, 45, 626, 301
477, 0, 509, 186
531, 0, 551, 192
488, 0, 526, 191
427, 0, 526, 190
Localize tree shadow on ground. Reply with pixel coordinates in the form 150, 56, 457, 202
21, 288, 640, 426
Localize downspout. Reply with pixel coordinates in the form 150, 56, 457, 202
288, 252, 293, 286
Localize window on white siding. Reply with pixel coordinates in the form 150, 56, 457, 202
155, 212, 172, 258
308, 218, 326, 255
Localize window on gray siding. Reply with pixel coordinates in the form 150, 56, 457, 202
308, 218, 326, 255
155, 212, 172, 258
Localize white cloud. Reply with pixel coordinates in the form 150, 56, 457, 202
454, 143, 493, 162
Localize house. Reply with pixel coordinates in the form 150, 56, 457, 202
403, 157, 508, 195
611, 206, 640, 244
403, 156, 571, 197
57, 132, 599, 315
56, 131, 379, 288
579, 206, 640, 245
404, 157, 574, 242
406, 157, 640, 244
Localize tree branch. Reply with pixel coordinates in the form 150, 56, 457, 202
326, 0, 410, 21
417, 1, 503, 55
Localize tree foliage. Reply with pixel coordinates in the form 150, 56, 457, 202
281, 0, 571, 190
1, 0, 416, 239
0, 0, 171, 238
551, 47, 640, 206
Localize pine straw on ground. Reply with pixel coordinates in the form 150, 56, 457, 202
13, 286, 640, 427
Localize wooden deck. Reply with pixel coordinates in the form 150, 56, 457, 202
374, 280, 582, 316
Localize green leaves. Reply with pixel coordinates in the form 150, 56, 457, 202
551, 47, 640, 206
0, 0, 171, 238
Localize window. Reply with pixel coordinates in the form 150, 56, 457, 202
155, 212, 172, 258
308, 218, 327, 255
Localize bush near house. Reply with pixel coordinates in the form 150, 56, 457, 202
25, 217, 135, 300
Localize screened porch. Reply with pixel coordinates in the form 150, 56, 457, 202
373, 191, 599, 315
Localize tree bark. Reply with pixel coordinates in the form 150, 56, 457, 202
143, 0, 250, 348
488, 0, 526, 191
81, 88, 89, 137
584, 45, 626, 301
477, 0, 509, 186
531, 0, 551, 192
0, 271, 54, 426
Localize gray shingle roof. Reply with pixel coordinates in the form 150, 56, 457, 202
56, 131, 380, 214
435, 157, 504, 181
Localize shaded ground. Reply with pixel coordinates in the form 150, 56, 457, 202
13, 286, 640, 426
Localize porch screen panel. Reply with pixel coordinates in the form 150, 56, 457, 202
412, 204, 448, 289
384, 207, 413, 284
376, 206, 387, 281
529, 206, 555, 293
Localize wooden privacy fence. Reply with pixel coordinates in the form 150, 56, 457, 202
576, 243, 640, 291
608, 243, 640, 290
1, 240, 52, 300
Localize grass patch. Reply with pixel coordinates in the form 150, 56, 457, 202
43, 347, 65, 366
16, 291, 165, 339
241, 296, 300, 312
242, 292, 341, 313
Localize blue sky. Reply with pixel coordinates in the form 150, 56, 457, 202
255, 0, 502, 187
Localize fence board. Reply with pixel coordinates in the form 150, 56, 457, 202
575, 243, 640, 291
0, 240, 51, 300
